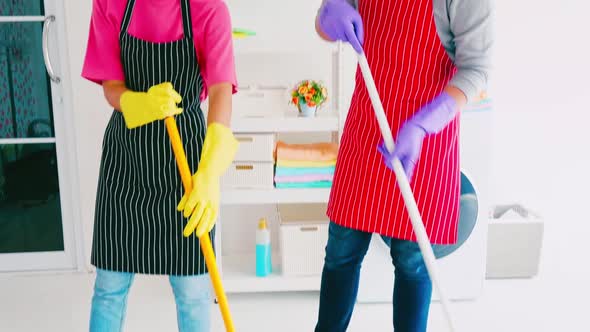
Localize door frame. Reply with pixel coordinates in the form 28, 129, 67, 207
0, 0, 85, 274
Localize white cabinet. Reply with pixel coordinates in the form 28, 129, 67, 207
216, 44, 348, 293
221, 133, 276, 189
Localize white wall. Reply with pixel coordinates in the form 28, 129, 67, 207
488, 0, 590, 289
62, 0, 109, 268
62, 0, 590, 310
485, 1, 590, 322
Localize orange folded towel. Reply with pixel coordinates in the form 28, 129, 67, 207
275, 141, 339, 162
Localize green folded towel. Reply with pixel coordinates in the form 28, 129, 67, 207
275, 166, 335, 176
275, 181, 332, 189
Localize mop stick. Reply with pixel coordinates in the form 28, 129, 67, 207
357, 53, 457, 332
164, 117, 235, 332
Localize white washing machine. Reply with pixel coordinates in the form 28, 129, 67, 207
357, 99, 493, 303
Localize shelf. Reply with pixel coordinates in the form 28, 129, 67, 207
221, 188, 331, 205
222, 254, 321, 293
233, 37, 338, 55
231, 113, 339, 133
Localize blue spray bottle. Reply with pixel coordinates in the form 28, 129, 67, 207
256, 218, 272, 277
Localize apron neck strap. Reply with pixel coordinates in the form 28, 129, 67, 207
120, 0, 136, 36
180, 0, 193, 39
120, 0, 193, 39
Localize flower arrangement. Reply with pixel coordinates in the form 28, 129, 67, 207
290, 80, 328, 110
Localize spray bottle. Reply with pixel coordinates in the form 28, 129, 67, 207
256, 218, 272, 277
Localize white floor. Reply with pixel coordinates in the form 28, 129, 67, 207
0, 266, 585, 332
2, 201, 588, 332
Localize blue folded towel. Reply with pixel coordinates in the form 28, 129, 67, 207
275, 166, 335, 176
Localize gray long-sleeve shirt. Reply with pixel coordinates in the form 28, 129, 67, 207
346, 0, 494, 102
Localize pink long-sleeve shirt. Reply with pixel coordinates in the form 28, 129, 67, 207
82, 0, 237, 100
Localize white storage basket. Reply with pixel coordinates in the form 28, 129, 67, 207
278, 204, 329, 276
221, 162, 274, 189
233, 88, 291, 118
234, 134, 275, 162
486, 204, 544, 279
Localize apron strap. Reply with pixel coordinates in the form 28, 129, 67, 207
120, 0, 136, 38
180, 0, 193, 39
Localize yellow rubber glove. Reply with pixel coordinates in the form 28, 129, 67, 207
120, 82, 183, 129
177, 123, 239, 237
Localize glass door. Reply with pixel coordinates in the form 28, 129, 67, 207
0, 0, 79, 272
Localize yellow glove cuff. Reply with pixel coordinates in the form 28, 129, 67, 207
198, 123, 239, 177
120, 91, 146, 129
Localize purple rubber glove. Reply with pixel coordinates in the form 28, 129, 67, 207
318, 0, 364, 54
378, 92, 458, 180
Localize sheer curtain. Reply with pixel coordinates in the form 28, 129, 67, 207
0, 0, 51, 139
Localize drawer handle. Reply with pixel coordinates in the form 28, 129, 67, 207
300, 226, 319, 232
236, 137, 254, 143
235, 165, 254, 170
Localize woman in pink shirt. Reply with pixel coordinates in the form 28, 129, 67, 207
82, 0, 239, 330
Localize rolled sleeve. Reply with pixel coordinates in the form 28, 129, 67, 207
447, 0, 494, 102
196, 2, 238, 100
81, 0, 125, 84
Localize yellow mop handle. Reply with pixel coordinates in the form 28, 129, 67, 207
165, 117, 235, 332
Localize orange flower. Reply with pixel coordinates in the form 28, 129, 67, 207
298, 86, 308, 95
292, 97, 299, 104
308, 101, 316, 107
309, 88, 316, 95
305, 94, 312, 102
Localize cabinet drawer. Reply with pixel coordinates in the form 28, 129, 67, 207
221, 162, 274, 189
234, 134, 275, 162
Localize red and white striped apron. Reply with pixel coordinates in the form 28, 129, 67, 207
327, 0, 460, 245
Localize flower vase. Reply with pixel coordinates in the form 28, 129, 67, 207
298, 102, 317, 117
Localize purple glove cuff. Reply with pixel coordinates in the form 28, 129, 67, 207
409, 92, 458, 135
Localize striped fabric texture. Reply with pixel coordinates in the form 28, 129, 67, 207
91, 0, 212, 275
327, 0, 461, 245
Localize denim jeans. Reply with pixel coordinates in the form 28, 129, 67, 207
89, 269, 212, 332
315, 222, 432, 332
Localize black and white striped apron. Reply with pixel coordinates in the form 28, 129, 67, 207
91, 0, 212, 276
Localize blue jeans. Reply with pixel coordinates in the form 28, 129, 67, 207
315, 223, 432, 332
89, 269, 212, 332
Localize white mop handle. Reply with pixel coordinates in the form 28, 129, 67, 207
357, 55, 396, 152
357, 53, 457, 332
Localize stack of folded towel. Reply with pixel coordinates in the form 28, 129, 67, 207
274, 141, 338, 189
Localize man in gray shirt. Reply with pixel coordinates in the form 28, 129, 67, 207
314, 0, 493, 331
